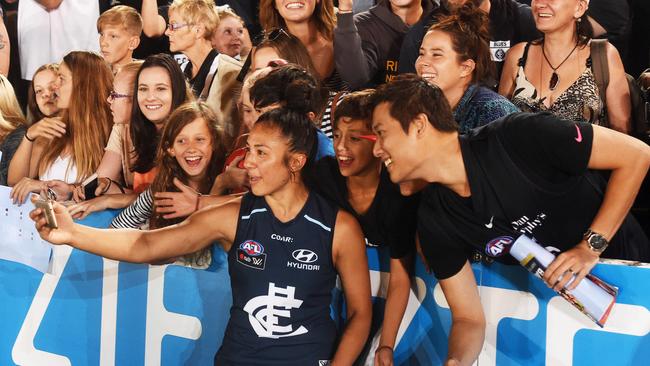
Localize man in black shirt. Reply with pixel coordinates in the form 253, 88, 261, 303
370, 75, 650, 365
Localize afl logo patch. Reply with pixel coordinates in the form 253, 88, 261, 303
238, 240, 267, 270
240, 240, 264, 256
485, 236, 513, 257
292, 249, 318, 264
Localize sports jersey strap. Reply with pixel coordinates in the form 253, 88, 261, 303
517, 41, 533, 67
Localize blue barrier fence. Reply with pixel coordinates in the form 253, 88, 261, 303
2, 203, 649, 365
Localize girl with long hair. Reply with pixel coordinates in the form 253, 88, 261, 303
108, 101, 226, 267
67, 54, 193, 218
153, 64, 334, 218
27, 63, 60, 124
9, 51, 113, 203
0, 75, 28, 186
32, 107, 372, 364
258, 0, 346, 91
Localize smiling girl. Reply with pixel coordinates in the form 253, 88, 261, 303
65, 54, 193, 219
109, 102, 226, 266
259, 0, 346, 91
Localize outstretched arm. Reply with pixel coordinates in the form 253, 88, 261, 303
31, 197, 241, 263
331, 210, 372, 365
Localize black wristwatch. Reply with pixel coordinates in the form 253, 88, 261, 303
583, 229, 609, 253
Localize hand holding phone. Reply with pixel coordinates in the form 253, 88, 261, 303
34, 198, 58, 229
82, 173, 99, 200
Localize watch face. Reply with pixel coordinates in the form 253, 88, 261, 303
589, 234, 608, 250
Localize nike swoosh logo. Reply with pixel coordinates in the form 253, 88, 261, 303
485, 216, 494, 229
574, 125, 583, 143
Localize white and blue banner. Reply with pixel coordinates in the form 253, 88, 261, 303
1, 189, 649, 365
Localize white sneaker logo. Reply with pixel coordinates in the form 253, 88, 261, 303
485, 216, 494, 229
243, 282, 308, 339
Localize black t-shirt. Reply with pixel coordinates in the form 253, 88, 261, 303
314, 156, 419, 259
418, 112, 650, 279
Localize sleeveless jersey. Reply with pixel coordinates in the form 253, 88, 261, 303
214, 192, 339, 366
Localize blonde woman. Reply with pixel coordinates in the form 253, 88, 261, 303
27, 63, 60, 124
0, 75, 28, 186
8, 52, 113, 204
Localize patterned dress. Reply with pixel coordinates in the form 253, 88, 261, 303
511, 42, 603, 124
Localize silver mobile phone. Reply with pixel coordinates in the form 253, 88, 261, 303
34, 198, 58, 229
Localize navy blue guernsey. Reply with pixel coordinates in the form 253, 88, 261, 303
215, 192, 339, 366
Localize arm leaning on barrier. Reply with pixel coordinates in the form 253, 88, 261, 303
330, 210, 372, 365
544, 125, 650, 291
374, 255, 412, 366
440, 261, 486, 366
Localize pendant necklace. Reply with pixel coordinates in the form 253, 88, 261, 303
541, 41, 579, 91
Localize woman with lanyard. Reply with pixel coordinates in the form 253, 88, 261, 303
499, 0, 630, 132
30, 107, 372, 365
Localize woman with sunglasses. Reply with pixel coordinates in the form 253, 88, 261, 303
258, 0, 346, 91
314, 90, 419, 365
64, 61, 143, 202
159, 0, 242, 140
31, 107, 372, 365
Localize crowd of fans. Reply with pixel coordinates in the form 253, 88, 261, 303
1, 0, 649, 365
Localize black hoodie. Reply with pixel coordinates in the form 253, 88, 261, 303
334, 0, 436, 90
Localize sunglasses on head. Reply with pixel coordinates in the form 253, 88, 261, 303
254, 28, 290, 44
108, 90, 131, 102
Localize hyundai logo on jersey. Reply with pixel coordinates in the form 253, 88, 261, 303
292, 249, 318, 264
485, 236, 514, 257
238, 240, 267, 270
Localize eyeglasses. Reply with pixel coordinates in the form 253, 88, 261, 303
167, 22, 192, 32
108, 91, 132, 102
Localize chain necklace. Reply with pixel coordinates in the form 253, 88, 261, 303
541, 41, 579, 91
